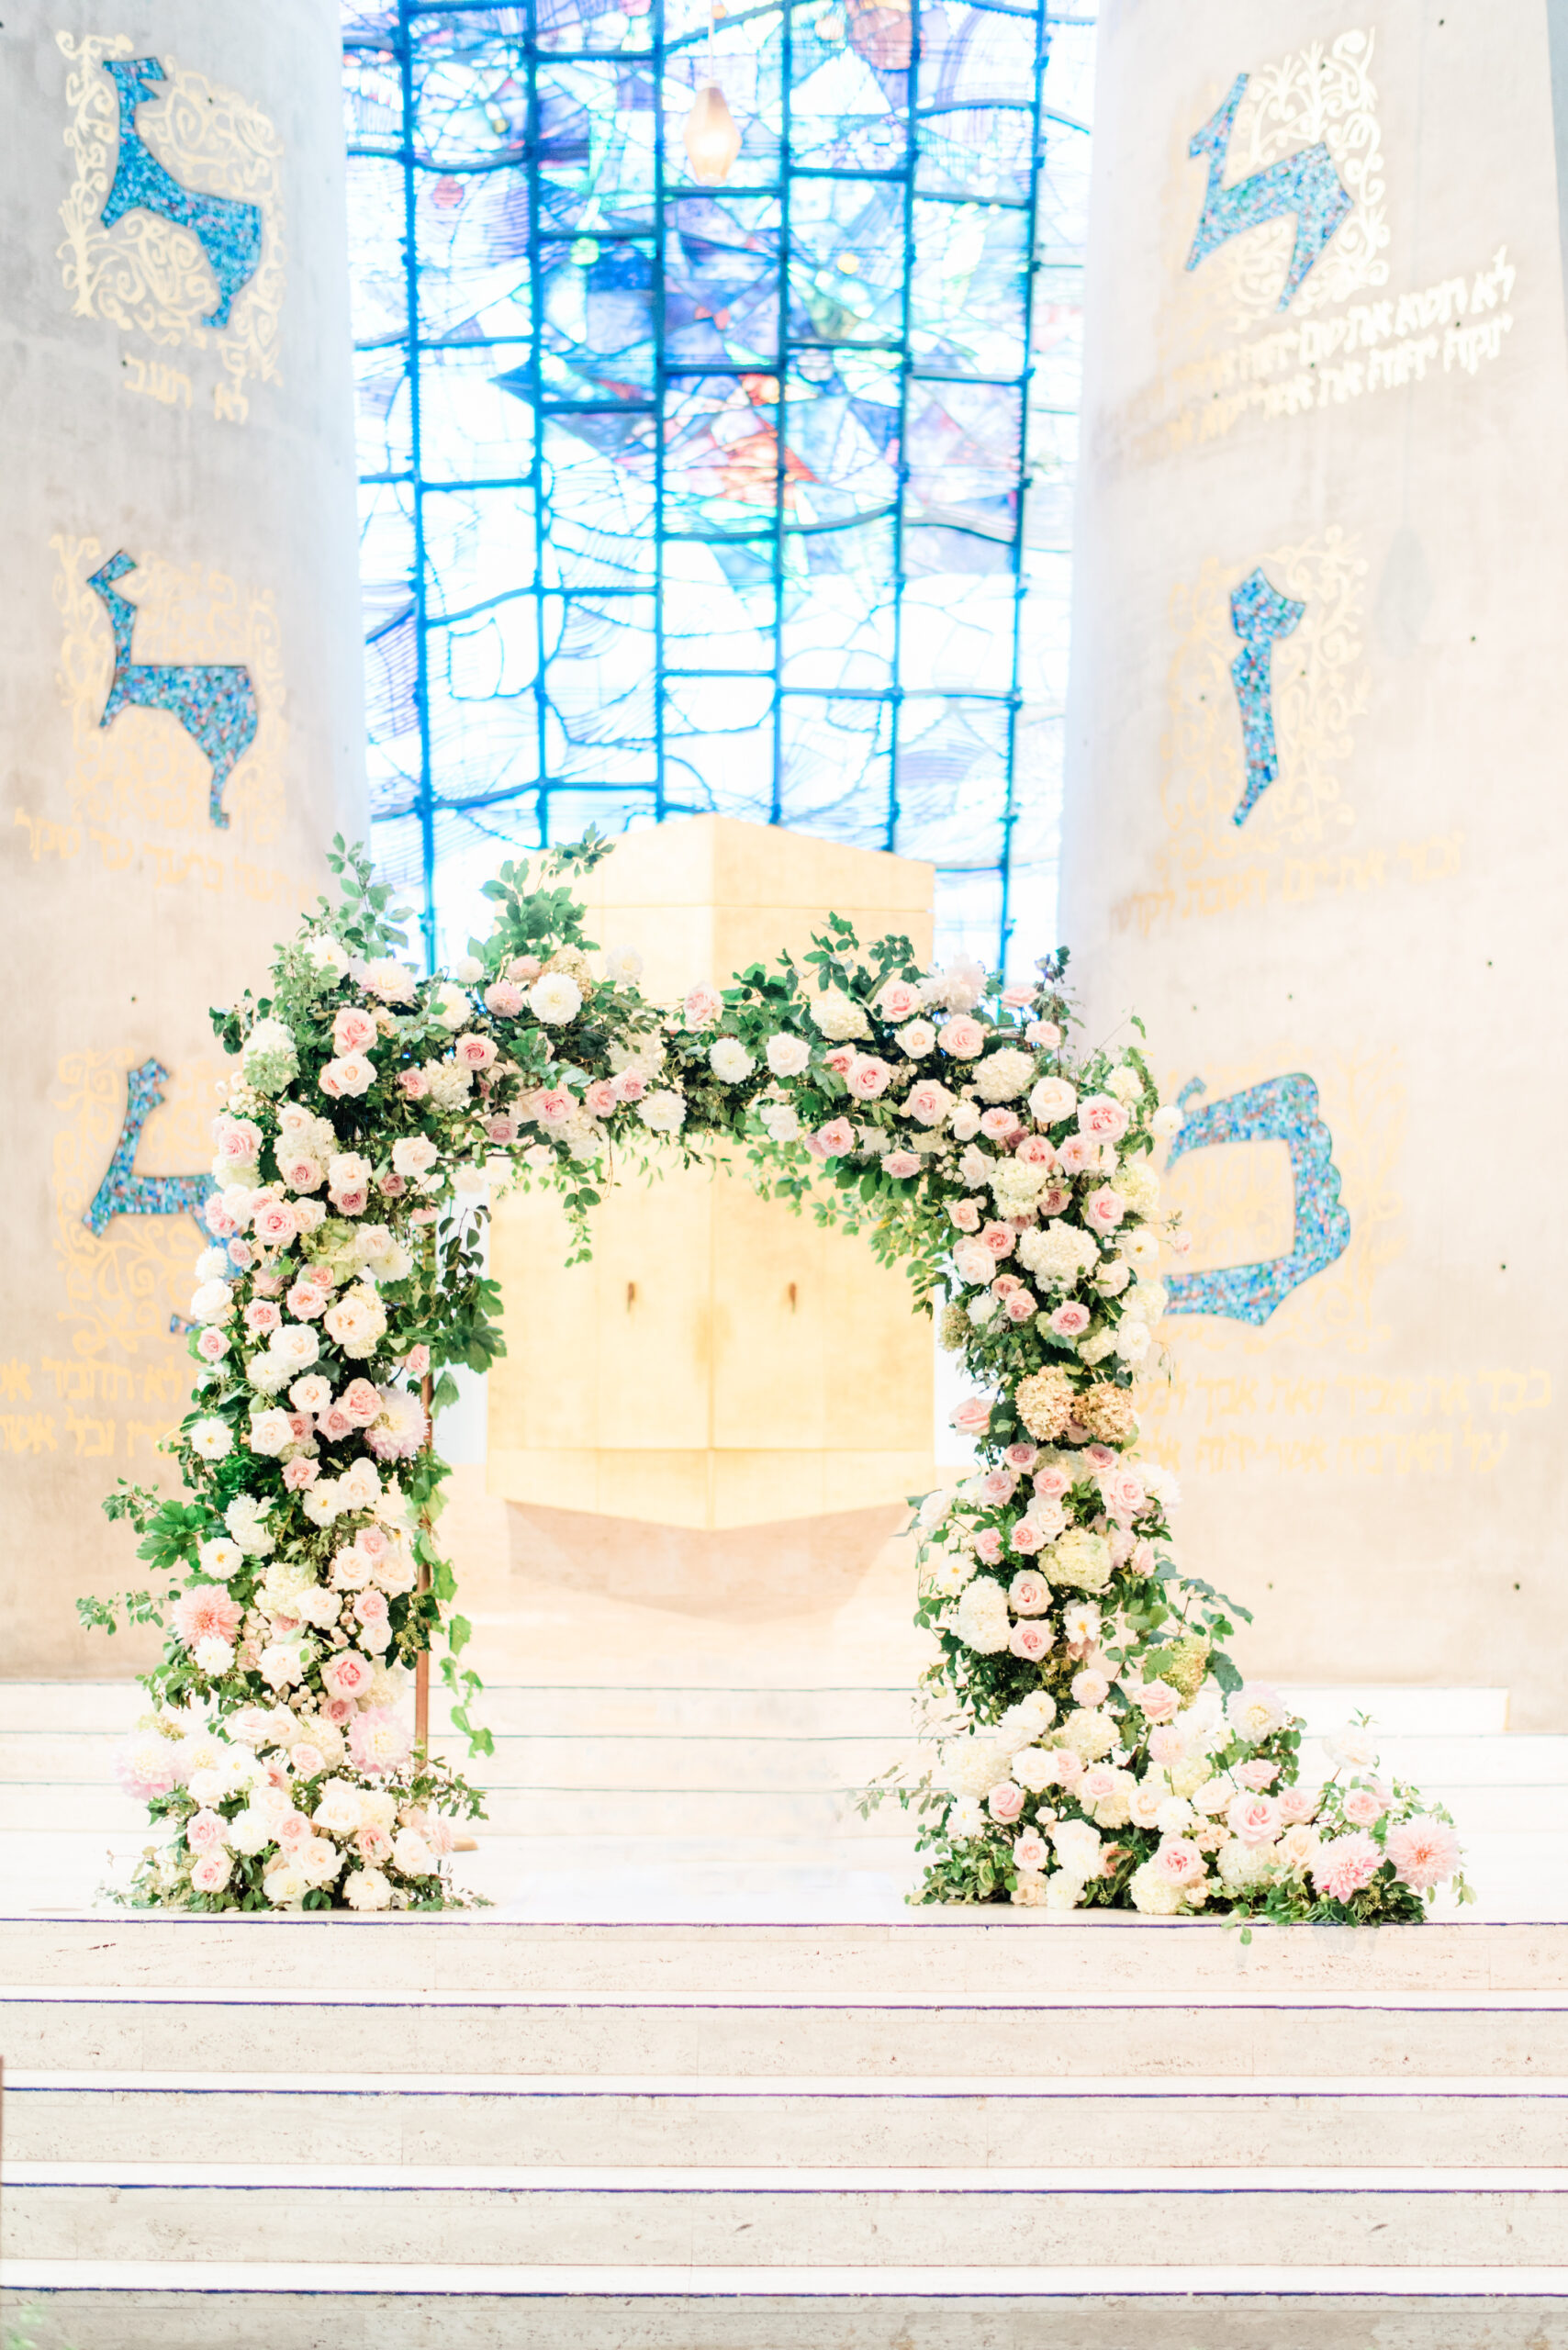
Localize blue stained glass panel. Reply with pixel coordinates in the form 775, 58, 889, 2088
342, 0, 1090, 971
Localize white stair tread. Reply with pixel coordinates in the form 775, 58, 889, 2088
8, 1981, 1568, 2009
5, 2257, 1568, 2295
12, 2159, 1568, 2190
9, 2069, 1568, 2098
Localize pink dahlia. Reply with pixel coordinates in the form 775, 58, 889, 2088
1385, 1817, 1462, 1893
366, 1386, 428, 1463
172, 1589, 244, 1651
1312, 1832, 1383, 1905
350, 1707, 413, 1775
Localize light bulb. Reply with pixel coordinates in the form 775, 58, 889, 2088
684, 84, 741, 185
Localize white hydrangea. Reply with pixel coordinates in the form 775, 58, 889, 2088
1217, 1840, 1277, 1893
1017, 1220, 1100, 1287
954, 1575, 1011, 1654
806, 987, 872, 1042
943, 1733, 1014, 1798
991, 1158, 1051, 1216
1049, 1818, 1103, 1879
1129, 1859, 1186, 1915
1106, 1062, 1146, 1105
972, 1048, 1036, 1103
241, 1016, 299, 1095
224, 1494, 275, 1558
422, 1061, 473, 1111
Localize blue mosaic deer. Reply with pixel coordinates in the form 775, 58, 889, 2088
89, 553, 259, 832
101, 57, 263, 330
1186, 73, 1354, 311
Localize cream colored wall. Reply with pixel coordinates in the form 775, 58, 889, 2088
487, 817, 936, 1529
1061, 2, 1568, 1721
3, 5, 364, 1673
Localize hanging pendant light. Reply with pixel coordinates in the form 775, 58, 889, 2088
684, 82, 741, 185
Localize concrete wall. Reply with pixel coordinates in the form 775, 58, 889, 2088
2, 3, 365, 1673
1061, 0, 1568, 1725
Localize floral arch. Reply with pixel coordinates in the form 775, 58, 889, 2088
90, 837, 1463, 1922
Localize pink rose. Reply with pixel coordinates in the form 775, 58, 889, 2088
203, 1197, 239, 1238
979, 1468, 1018, 1505
1048, 1303, 1091, 1339
1384, 1817, 1462, 1892
196, 1327, 230, 1363
1053, 1748, 1084, 1785
999, 987, 1035, 1009
1154, 1837, 1205, 1886
283, 1457, 319, 1492
321, 1651, 375, 1704
330, 1187, 369, 1218
938, 1016, 986, 1059
252, 1200, 299, 1250
341, 1379, 381, 1426
252, 1273, 286, 1298
1004, 1443, 1037, 1471
244, 1300, 283, 1336
1312, 1832, 1383, 1903
318, 1406, 355, 1443
823, 1044, 857, 1078
1008, 1517, 1046, 1555
1083, 1444, 1115, 1468
1032, 1465, 1070, 1499
405, 1347, 431, 1378
1127, 1680, 1176, 1724
846, 1055, 892, 1100
278, 1154, 323, 1193
1013, 1827, 1050, 1872
1343, 1785, 1388, 1828
979, 1107, 1022, 1144
484, 979, 525, 1017
583, 1080, 618, 1117
535, 1088, 573, 1125
883, 1151, 921, 1180
454, 1034, 498, 1072
332, 1007, 378, 1056
1008, 1569, 1050, 1615
1008, 1619, 1051, 1662
286, 1280, 330, 1320
817, 1118, 855, 1157
986, 1779, 1026, 1824
685, 983, 722, 1029
485, 1113, 519, 1145
973, 1528, 1003, 1565
186, 1809, 228, 1852
398, 1069, 430, 1100
948, 1237, 991, 1285
322, 1697, 355, 1727
1026, 1021, 1062, 1048
1236, 1760, 1279, 1790
1083, 1185, 1126, 1232
1036, 1182, 1072, 1216
1098, 1465, 1146, 1523
615, 1071, 647, 1103
876, 979, 923, 1023
227, 1239, 254, 1270
907, 1080, 953, 1128
190, 1852, 231, 1896
980, 1221, 1014, 1259
947, 1197, 982, 1232
1228, 1791, 1283, 1847
1055, 1133, 1100, 1176
1078, 1095, 1131, 1144
1014, 1134, 1057, 1169
354, 1587, 390, 1626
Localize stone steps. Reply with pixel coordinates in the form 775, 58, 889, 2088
7, 2070, 1568, 2165
4, 1916, 1568, 2344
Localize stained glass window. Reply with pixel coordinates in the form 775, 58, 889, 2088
342, 1, 1093, 970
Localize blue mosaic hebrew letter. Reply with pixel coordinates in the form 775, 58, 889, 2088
101, 59, 263, 330
1186, 73, 1354, 310
89, 554, 259, 831
1163, 1073, 1350, 1325
83, 1058, 215, 1237
1228, 566, 1305, 826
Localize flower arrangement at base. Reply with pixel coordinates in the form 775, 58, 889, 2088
83, 841, 1467, 1922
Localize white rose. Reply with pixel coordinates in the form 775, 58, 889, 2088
1049, 1818, 1103, 1878
758, 1102, 801, 1143
323, 1285, 388, 1359
271, 1325, 320, 1371
391, 1828, 436, 1876
897, 1019, 937, 1058
709, 1036, 755, 1083
638, 1088, 687, 1135
190, 1281, 234, 1326
1150, 1103, 1183, 1137
765, 1033, 812, 1079
248, 1409, 295, 1456
530, 973, 582, 1025
1114, 1321, 1151, 1363
392, 1136, 439, 1178
224, 1495, 275, 1557
307, 935, 352, 978
321, 1053, 376, 1097
452, 957, 485, 985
